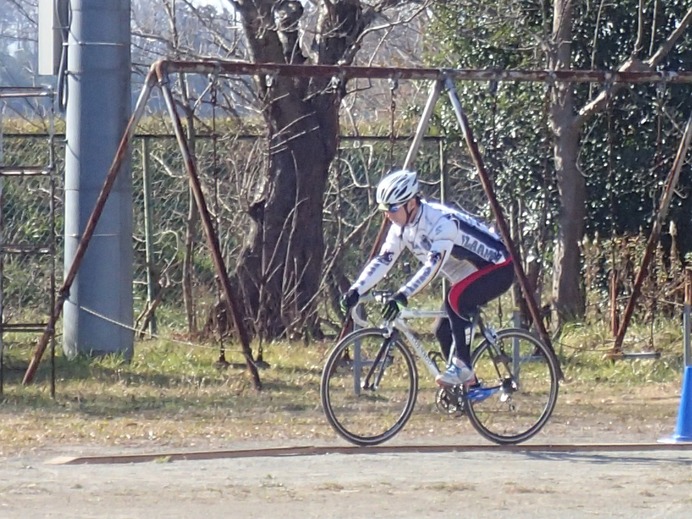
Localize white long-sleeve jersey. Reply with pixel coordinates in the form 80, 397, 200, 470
350, 200, 510, 300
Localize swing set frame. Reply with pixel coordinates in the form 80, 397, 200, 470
21, 60, 692, 388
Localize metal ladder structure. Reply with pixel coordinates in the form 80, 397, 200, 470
0, 86, 58, 396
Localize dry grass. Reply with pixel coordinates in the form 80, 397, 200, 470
0, 318, 687, 456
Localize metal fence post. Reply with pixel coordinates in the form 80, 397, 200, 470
141, 136, 157, 335
512, 310, 522, 377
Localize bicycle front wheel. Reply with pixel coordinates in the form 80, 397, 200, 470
467, 328, 559, 444
320, 327, 418, 446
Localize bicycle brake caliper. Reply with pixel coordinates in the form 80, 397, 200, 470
483, 326, 498, 344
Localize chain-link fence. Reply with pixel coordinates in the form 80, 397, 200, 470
1, 73, 691, 374
0, 130, 61, 319
0, 88, 61, 390
130, 130, 454, 338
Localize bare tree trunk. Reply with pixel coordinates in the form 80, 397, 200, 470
549, 0, 586, 322
547, 3, 692, 323
550, 116, 585, 321
234, 81, 338, 340
228, 0, 362, 340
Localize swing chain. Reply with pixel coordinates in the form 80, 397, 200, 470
208, 72, 219, 180
488, 79, 498, 96
388, 77, 399, 166
204, 70, 229, 366
488, 80, 499, 164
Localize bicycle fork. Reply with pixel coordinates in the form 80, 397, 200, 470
361, 331, 398, 391
478, 321, 520, 395
485, 343, 519, 404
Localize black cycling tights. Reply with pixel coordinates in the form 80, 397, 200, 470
435, 259, 514, 366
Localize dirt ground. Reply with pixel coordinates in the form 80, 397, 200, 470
1, 439, 691, 519
2, 383, 692, 518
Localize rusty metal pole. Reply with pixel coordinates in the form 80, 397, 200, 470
156, 66, 262, 390
368, 80, 443, 257
23, 69, 157, 384
443, 76, 562, 378
337, 80, 443, 341
611, 112, 692, 357
163, 60, 692, 86
610, 270, 619, 337
369, 80, 444, 259
403, 81, 443, 170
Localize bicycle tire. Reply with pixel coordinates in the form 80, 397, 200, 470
320, 327, 418, 446
466, 328, 559, 444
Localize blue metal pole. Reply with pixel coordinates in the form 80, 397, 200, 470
63, 0, 133, 358
685, 304, 691, 368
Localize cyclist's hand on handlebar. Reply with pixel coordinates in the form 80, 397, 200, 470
340, 289, 360, 315
382, 292, 407, 321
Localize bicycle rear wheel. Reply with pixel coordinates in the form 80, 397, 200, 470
466, 328, 559, 444
320, 327, 418, 446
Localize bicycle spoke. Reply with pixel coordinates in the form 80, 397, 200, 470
321, 328, 417, 446
468, 329, 559, 444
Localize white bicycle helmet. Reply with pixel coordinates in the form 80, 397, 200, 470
375, 170, 419, 210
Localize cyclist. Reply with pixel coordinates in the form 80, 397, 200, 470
341, 169, 514, 387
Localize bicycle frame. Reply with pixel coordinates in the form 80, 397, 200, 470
325, 295, 560, 446
386, 309, 445, 379
350, 294, 523, 386
350, 297, 492, 380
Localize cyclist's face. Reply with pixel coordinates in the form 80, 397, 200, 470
384, 198, 417, 226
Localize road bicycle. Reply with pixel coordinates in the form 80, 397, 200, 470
320, 291, 560, 446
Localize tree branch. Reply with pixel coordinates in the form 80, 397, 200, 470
575, 6, 692, 129
645, 6, 692, 68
